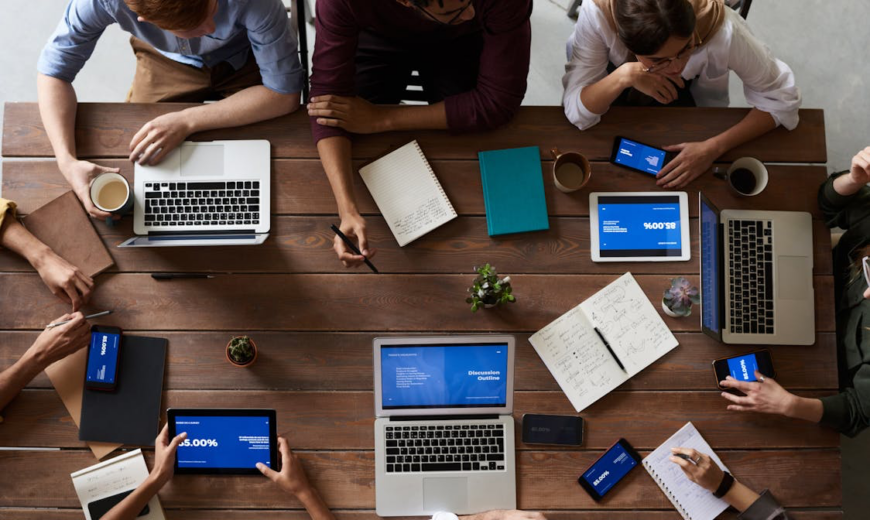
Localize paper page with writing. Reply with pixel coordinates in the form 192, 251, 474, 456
579, 272, 679, 376
71, 449, 165, 520
359, 140, 457, 247
642, 422, 729, 520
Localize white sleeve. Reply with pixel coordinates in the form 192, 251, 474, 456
727, 14, 801, 130
431, 513, 460, 520
561, 1, 614, 131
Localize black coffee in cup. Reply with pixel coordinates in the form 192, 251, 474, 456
730, 168, 757, 194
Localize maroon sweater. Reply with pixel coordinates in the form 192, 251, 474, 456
309, 0, 532, 143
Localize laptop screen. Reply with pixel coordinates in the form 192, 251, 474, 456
700, 196, 720, 335
380, 343, 509, 410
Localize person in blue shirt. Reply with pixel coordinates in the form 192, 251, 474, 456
36, 0, 305, 220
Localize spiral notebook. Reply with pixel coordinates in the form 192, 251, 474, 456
359, 140, 457, 246
642, 422, 730, 520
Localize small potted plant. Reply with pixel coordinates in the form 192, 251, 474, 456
662, 277, 700, 318
226, 335, 258, 367
466, 264, 516, 312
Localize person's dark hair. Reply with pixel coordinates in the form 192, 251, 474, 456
408, 0, 446, 7
614, 0, 696, 56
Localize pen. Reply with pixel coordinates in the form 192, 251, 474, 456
46, 310, 113, 329
674, 453, 697, 465
594, 327, 627, 373
151, 273, 215, 280
330, 224, 379, 274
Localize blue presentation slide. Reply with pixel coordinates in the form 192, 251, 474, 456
598, 196, 682, 255
614, 138, 667, 175
381, 344, 508, 409
86, 332, 120, 383
727, 354, 760, 382
582, 442, 638, 496
701, 199, 720, 333
175, 416, 272, 469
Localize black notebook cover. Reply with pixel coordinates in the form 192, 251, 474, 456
80, 336, 167, 445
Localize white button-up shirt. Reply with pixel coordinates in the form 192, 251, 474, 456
562, 2, 801, 131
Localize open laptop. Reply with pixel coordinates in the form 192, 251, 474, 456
118, 140, 271, 247
700, 192, 814, 345
374, 336, 517, 517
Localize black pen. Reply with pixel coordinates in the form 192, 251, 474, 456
330, 224, 379, 273
594, 327, 627, 373
151, 273, 215, 280
674, 453, 697, 465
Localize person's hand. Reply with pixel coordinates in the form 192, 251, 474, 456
669, 447, 724, 492
59, 160, 121, 219
129, 111, 193, 166
719, 371, 796, 416
308, 95, 388, 134
656, 140, 721, 188
849, 146, 870, 185
479, 511, 548, 520
621, 62, 685, 105
32, 250, 94, 311
149, 424, 187, 487
28, 312, 90, 367
333, 212, 376, 268
257, 437, 313, 496
864, 286, 870, 300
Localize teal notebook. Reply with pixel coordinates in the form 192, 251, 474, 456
478, 146, 549, 236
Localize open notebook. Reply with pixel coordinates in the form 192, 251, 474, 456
529, 272, 678, 412
643, 422, 730, 520
359, 141, 457, 247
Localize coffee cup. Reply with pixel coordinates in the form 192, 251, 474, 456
89, 172, 133, 226
551, 148, 591, 193
714, 157, 768, 196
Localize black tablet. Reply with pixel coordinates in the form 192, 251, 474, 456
167, 408, 278, 475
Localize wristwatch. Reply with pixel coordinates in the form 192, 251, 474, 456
713, 471, 735, 498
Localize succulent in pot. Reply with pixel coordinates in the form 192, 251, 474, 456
226, 335, 258, 367
662, 277, 700, 318
466, 264, 516, 312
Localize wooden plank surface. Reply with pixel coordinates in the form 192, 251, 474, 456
2, 104, 827, 163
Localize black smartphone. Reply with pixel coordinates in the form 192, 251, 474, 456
87, 489, 149, 519
522, 414, 584, 446
577, 438, 641, 502
85, 325, 122, 392
713, 350, 775, 389
610, 135, 674, 176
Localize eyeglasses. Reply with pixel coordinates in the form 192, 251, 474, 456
416, 0, 473, 26
863, 256, 870, 288
642, 30, 702, 74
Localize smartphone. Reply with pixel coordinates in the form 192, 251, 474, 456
610, 136, 674, 176
577, 438, 642, 502
85, 325, 122, 392
712, 350, 775, 389
522, 414, 584, 446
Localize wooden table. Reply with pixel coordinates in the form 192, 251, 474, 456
0, 103, 840, 519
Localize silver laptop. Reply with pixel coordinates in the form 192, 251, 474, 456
700, 193, 814, 345
119, 140, 271, 247
374, 336, 517, 517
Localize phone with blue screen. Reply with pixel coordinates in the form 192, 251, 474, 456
85, 325, 122, 392
577, 438, 641, 501
610, 136, 673, 176
713, 350, 775, 389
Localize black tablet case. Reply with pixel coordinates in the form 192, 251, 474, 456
80, 336, 167, 445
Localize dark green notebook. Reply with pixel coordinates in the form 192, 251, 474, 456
478, 146, 549, 236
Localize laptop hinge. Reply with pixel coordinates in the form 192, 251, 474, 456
147, 229, 258, 236
389, 414, 500, 422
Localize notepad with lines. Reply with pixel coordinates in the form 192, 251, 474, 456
643, 422, 730, 520
359, 141, 457, 247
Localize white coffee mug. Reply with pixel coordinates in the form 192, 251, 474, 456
89, 172, 133, 226
714, 157, 769, 197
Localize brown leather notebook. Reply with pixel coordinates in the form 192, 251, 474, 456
22, 191, 114, 277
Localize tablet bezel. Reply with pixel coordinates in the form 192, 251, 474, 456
168, 408, 278, 475
589, 191, 691, 262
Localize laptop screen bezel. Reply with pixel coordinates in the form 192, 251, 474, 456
373, 336, 515, 418
699, 192, 724, 342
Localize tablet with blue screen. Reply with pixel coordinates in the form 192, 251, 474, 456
589, 192, 691, 262
168, 408, 278, 475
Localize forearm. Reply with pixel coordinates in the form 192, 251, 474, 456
0, 351, 44, 413
722, 480, 761, 512
706, 108, 777, 157
181, 86, 300, 134
36, 73, 79, 170
102, 476, 163, 520
380, 102, 448, 132
579, 65, 632, 116
832, 173, 866, 197
0, 213, 53, 270
295, 487, 336, 520
784, 395, 824, 423
316, 136, 358, 217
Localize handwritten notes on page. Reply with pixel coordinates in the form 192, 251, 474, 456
529, 272, 678, 412
359, 140, 457, 246
71, 449, 165, 520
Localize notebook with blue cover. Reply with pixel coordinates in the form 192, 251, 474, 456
478, 146, 549, 236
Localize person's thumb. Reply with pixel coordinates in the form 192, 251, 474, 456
257, 462, 278, 480
98, 165, 122, 173
863, 286, 870, 300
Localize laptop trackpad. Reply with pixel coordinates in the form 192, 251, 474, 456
777, 256, 810, 300
423, 478, 468, 511
180, 144, 224, 177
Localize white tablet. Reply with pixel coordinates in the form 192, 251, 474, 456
590, 192, 691, 262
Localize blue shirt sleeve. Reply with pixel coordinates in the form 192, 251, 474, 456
37, 0, 115, 83
243, 0, 304, 95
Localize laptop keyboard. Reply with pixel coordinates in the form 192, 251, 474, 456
143, 181, 261, 228
384, 423, 506, 473
728, 219, 774, 334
